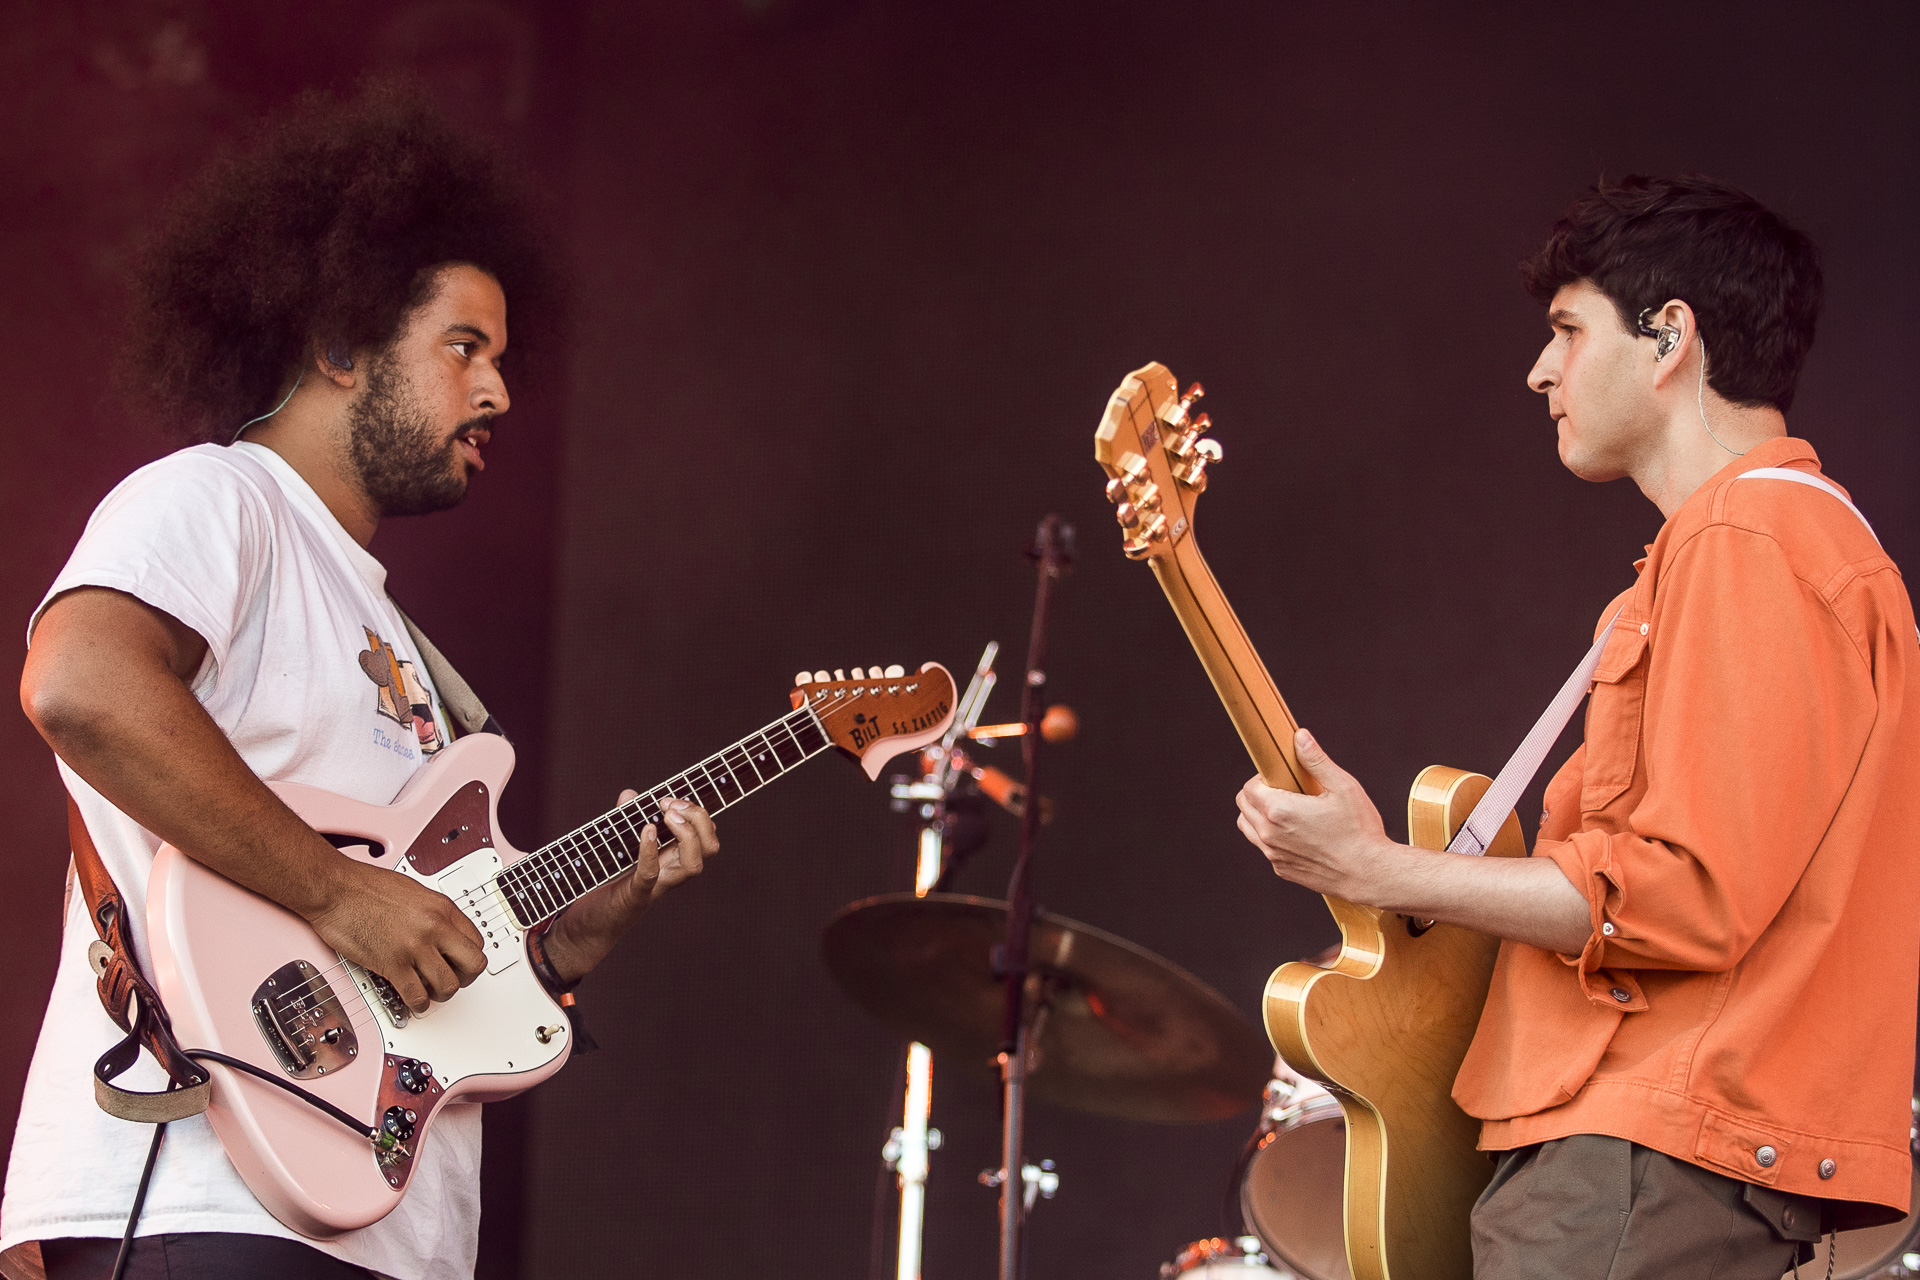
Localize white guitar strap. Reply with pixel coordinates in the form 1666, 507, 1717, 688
1447, 465, 1891, 857
1447, 611, 1619, 856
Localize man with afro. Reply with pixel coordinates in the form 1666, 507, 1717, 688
2, 87, 718, 1280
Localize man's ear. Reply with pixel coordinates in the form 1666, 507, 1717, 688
1646, 298, 1700, 390
315, 338, 357, 388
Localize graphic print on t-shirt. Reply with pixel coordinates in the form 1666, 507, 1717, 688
357, 626, 447, 758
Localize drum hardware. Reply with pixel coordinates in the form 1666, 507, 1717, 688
993, 514, 1073, 1280
1161, 1236, 1291, 1279
874, 641, 1002, 1280
977, 1160, 1060, 1213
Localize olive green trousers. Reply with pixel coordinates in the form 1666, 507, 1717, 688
1472, 1135, 1821, 1280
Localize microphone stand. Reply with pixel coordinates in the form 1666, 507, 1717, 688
994, 515, 1073, 1280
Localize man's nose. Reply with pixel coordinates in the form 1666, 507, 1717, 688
1526, 342, 1557, 394
475, 371, 509, 416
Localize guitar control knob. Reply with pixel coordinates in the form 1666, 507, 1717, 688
382, 1105, 417, 1144
395, 1059, 434, 1094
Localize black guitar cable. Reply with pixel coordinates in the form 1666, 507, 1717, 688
108, 1050, 388, 1279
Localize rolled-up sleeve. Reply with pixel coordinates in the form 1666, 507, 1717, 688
1539, 523, 1876, 994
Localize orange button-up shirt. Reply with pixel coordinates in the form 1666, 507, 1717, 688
1453, 437, 1920, 1222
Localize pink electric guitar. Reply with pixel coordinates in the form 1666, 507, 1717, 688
147, 663, 957, 1238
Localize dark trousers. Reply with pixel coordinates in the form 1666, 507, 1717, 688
1472, 1135, 1819, 1280
39, 1233, 377, 1280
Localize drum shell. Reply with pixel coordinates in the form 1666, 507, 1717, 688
1240, 1074, 1351, 1280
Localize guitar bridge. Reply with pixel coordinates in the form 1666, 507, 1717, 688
251, 960, 358, 1079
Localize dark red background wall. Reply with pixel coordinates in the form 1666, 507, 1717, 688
3, 3, 1916, 1278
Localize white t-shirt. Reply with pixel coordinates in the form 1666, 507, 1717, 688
0, 442, 480, 1280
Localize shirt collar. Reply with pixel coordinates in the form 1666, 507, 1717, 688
230, 441, 389, 595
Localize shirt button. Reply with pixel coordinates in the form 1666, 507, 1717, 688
1819, 1159, 1837, 1179
1756, 1145, 1778, 1167
1610, 987, 1632, 1003
1639, 622, 1649, 636
1602, 922, 1616, 936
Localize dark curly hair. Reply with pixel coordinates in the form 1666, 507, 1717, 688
1521, 175, 1823, 411
122, 82, 560, 443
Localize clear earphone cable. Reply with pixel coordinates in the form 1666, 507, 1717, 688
231, 373, 303, 443
1698, 340, 1747, 457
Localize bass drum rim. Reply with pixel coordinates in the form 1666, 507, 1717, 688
1239, 1074, 1351, 1280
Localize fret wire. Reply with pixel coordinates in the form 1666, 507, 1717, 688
584, 822, 624, 877
558, 833, 599, 899
733, 738, 768, 787
544, 842, 585, 906
582, 821, 622, 881
499, 702, 850, 925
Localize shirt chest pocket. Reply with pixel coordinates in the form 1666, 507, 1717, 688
1581, 620, 1649, 813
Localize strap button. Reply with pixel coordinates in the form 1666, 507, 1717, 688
1756, 1145, 1778, 1167
1609, 987, 1632, 1003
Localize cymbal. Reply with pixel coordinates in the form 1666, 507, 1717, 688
822, 893, 1271, 1124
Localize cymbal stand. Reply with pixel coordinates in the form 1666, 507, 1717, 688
993, 515, 1073, 1280
881, 641, 1001, 1280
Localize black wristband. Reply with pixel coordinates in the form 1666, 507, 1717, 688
526, 922, 581, 995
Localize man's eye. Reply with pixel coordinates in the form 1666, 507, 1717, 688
452, 342, 475, 358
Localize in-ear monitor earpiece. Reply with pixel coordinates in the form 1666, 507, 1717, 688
1636, 307, 1682, 362
326, 339, 354, 372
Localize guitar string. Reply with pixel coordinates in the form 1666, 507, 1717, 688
454, 668, 938, 936
263, 679, 918, 1015
260, 696, 843, 1019
258, 696, 842, 1020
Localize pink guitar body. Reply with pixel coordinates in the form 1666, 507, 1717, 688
148, 732, 567, 1238
141, 662, 958, 1239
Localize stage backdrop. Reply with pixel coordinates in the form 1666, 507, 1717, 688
1, 3, 1915, 1280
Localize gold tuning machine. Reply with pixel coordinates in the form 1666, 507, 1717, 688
1165, 382, 1206, 430
1122, 512, 1169, 560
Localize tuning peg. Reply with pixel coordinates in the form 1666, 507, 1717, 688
1104, 477, 1127, 504
1114, 501, 1139, 529
1196, 438, 1222, 462
1189, 412, 1211, 436
834, 668, 847, 681
1182, 382, 1205, 407
795, 672, 812, 685
852, 667, 865, 679
884, 664, 905, 678
812, 670, 830, 684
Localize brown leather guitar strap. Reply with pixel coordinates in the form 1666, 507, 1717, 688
66, 795, 210, 1124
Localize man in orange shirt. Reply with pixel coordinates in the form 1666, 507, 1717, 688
1235, 175, 1920, 1276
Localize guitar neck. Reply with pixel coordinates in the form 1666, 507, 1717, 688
1151, 543, 1316, 796
494, 706, 833, 928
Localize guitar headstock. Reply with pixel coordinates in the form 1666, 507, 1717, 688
791, 663, 958, 780
1092, 361, 1220, 561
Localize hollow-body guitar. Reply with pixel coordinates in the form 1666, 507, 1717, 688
1092, 364, 1521, 1280
147, 663, 956, 1238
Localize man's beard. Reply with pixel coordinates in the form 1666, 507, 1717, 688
346, 358, 481, 518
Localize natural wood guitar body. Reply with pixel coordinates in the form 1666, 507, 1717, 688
1265, 769, 1521, 1280
1095, 362, 1519, 1280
